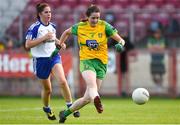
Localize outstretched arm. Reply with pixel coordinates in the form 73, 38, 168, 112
111, 33, 125, 52
111, 33, 125, 46
50, 28, 72, 57
58, 28, 72, 45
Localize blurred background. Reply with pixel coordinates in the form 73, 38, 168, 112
0, 0, 180, 98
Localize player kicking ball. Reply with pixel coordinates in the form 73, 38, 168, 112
51, 5, 125, 123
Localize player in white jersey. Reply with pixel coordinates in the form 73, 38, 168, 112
25, 2, 80, 120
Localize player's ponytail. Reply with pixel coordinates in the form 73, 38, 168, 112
81, 18, 88, 22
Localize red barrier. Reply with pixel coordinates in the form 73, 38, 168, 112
0, 50, 72, 78
0, 53, 33, 78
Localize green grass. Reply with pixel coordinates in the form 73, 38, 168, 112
0, 97, 180, 124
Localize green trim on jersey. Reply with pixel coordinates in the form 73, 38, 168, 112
71, 20, 117, 37
71, 24, 78, 35
105, 22, 118, 37
71, 22, 87, 35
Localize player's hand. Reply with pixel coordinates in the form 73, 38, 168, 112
55, 43, 61, 49
61, 43, 66, 50
44, 31, 54, 40
55, 39, 66, 49
115, 43, 125, 52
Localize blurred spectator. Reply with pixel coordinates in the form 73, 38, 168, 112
108, 34, 134, 96
105, 11, 115, 25
167, 18, 180, 34
6, 37, 15, 52
147, 29, 167, 93
149, 20, 163, 32
6, 38, 14, 49
120, 35, 134, 97
0, 41, 5, 52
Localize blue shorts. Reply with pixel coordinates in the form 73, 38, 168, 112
33, 54, 61, 79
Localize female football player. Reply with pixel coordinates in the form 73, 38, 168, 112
54, 5, 125, 123
25, 2, 79, 120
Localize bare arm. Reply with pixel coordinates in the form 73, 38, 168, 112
49, 28, 72, 57
25, 32, 54, 49
25, 37, 46, 49
110, 33, 125, 46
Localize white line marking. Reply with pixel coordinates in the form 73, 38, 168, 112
0, 107, 63, 112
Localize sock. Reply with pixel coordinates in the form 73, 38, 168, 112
66, 102, 72, 108
43, 106, 51, 113
64, 109, 72, 117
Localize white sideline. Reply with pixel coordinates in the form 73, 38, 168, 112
0, 107, 62, 112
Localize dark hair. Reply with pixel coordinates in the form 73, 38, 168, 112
36, 3, 49, 19
81, 5, 100, 22
86, 5, 100, 17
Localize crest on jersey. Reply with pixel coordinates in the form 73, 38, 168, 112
98, 33, 102, 38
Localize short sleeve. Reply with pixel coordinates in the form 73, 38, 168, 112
71, 23, 79, 35
105, 22, 118, 37
25, 23, 40, 40
25, 29, 34, 40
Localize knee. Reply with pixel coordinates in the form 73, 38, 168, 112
59, 79, 68, 87
87, 96, 95, 102
44, 88, 52, 95
82, 97, 91, 104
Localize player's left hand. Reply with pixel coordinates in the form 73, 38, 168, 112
115, 43, 125, 52
55, 43, 61, 49
61, 43, 66, 50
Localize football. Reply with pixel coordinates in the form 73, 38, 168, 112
132, 88, 150, 105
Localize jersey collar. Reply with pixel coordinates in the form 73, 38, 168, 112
38, 19, 50, 26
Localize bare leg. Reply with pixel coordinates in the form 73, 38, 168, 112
41, 76, 56, 120
52, 63, 72, 103
70, 88, 91, 112
96, 78, 102, 90
59, 70, 103, 123
40, 76, 52, 107
70, 70, 100, 112
82, 70, 99, 99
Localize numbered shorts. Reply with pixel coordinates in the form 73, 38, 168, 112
33, 54, 61, 79
80, 59, 107, 80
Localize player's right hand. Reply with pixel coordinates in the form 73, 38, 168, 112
44, 32, 54, 40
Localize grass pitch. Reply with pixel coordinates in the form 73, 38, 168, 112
0, 97, 180, 124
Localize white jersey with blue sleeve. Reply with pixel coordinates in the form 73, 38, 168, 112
25, 20, 56, 57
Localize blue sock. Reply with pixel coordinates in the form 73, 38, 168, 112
43, 107, 51, 113
66, 102, 72, 108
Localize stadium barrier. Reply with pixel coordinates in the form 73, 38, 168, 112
0, 49, 180, 97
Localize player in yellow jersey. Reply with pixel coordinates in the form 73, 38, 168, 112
52, 5, 125, 123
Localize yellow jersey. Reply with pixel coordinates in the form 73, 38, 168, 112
71, 20, 117, 64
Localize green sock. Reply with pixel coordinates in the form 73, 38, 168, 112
64, 109, 72, 117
